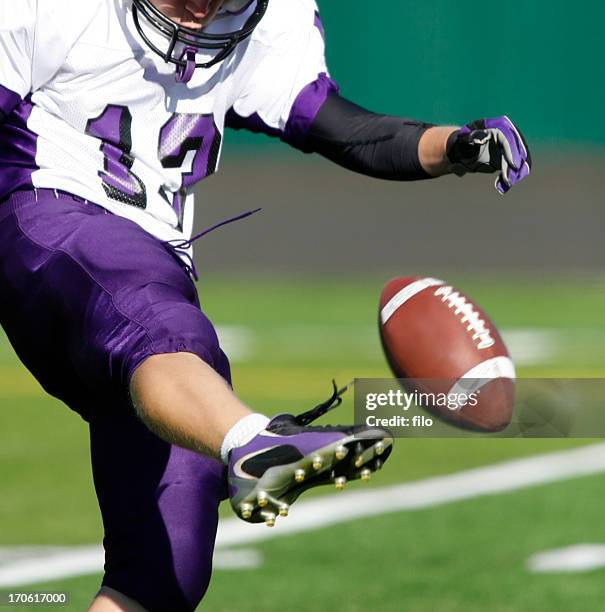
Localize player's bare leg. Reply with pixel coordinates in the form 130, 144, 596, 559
130, 352, 253, 457
129, 351, 393, 527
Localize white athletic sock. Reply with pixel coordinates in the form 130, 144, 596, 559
220, 413, 270, 464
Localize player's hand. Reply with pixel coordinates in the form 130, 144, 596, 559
446, 116, 532, 195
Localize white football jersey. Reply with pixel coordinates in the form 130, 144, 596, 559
0, 0, 335, 248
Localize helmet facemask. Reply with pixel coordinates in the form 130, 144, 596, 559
131, 0, 269, 82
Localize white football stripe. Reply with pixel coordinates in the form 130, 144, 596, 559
380, 278, 445, 325
458, 356, 516, 381
447, 357, 516, 409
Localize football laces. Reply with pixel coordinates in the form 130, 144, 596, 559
434, 285, 495, 350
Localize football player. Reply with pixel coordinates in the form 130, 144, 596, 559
0, 0, 531, 610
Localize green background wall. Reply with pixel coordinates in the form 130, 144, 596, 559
231, 1, 604, 148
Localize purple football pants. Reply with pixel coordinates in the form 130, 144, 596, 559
0, 189, 229, 611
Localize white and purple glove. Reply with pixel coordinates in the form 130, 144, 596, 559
446, 116, 532, 194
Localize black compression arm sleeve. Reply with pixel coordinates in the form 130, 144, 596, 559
303, 92, 434, 181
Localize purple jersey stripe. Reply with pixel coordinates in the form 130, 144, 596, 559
283, 72, 339, 147
0, 84, 21, 116
225, 73, 339, 149
314, 10, 325, 40
0, 97, 38, 200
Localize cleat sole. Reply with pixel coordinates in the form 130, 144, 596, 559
230, 430, 394, 525
334, 476, 346, 490
335, 445, 348, 461
240, 503, 254, 519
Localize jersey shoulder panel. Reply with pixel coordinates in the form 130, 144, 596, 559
32, 0, 104, 90
0, 0, 36, 32
36, 0, 104, 28
0, 0, 37, 101
251, 0, 319, 46
227, 0, 331, 139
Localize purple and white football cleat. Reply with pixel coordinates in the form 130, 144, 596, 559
447, 116, 532, 194
228, 382, 393, 527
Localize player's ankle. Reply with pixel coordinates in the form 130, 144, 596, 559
220, 413, 270, 464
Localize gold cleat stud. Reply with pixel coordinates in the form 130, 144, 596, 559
294, 468, 306, 483
361, 468, 371, 482
375, 459, 383, 470
279, 504, 289, 517
375, 441, 385, 456
265, 513, 276, 528
240, 503, 254, 519
312, 456, 323, 471
257, 492, 269, 508
335, 445, 347, 461
354, 456, 364, 469
335, 476, 346, 491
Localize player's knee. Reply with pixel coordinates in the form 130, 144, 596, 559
103, 543, 213, 612
129, 306, 224, 381
145, 571, 211, 612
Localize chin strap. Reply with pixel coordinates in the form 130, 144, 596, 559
176, 47, 197, 83
294, 380, 355, 426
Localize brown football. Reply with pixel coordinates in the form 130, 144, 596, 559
379, 276, 515, 432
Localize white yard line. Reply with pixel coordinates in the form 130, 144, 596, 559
215, 326, 256, 362
2, 443, 605, 587
217, 325, 565, 366
527, 544, 605, 573
0, 547, 103, 588
0, 548, 262, 588
503, 328, 562, 366
215, 442, 605, 547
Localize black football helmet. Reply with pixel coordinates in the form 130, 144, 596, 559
131, 0, 269, 81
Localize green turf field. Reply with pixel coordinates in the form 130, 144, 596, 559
1, 276, 604, 610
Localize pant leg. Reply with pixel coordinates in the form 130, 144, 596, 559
0, 188, 230, 418
0, 190, 230, 609
91, 402, 228, 612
